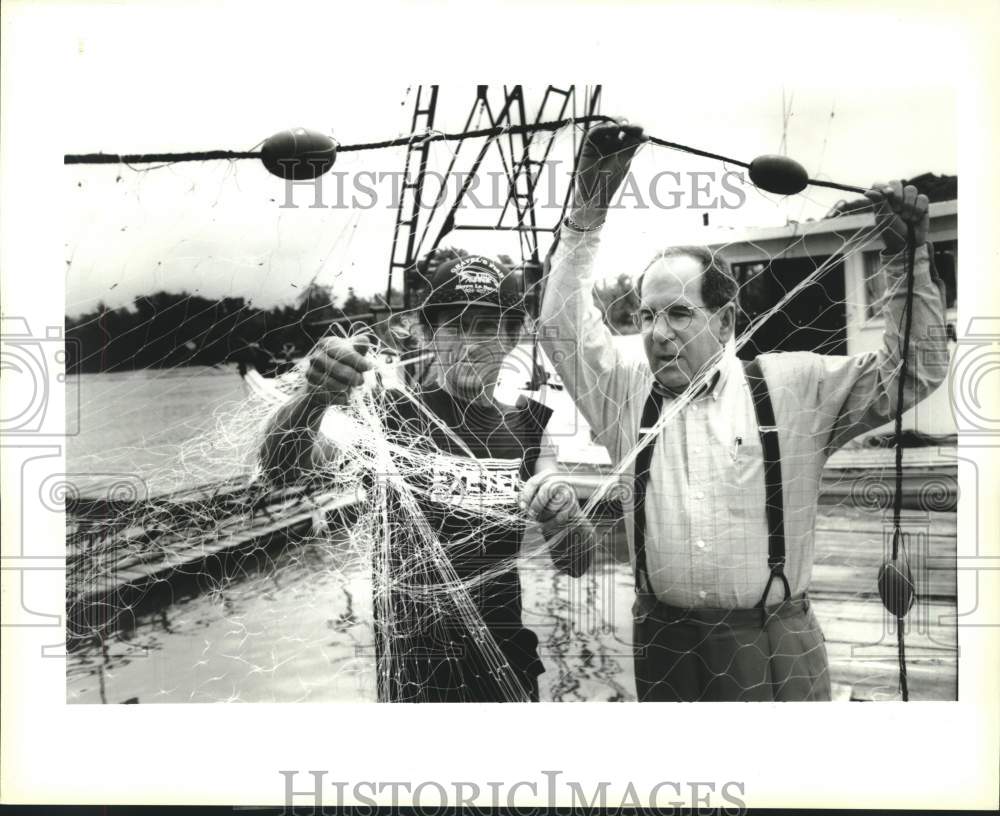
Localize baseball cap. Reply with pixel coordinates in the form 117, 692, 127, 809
420, 254, 526, 317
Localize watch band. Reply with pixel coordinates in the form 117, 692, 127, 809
563, 215, 603, 233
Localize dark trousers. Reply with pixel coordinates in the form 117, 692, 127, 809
633, 594, 831, 702
377, 638, 541, 703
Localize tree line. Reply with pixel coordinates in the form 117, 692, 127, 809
65, 268, 640, 375
64, 283, 388, 374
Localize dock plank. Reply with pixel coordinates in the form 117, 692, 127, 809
815, 507, 957, 535
69, 487, 361, 602
825, 446, 959, 470
828, 659, 958, 701
811, 563, 956, 599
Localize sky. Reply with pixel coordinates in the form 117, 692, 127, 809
59, 8, 959, 318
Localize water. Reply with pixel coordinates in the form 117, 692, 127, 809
66, 532, 638, 704
67, 534, 381, 703
65, 367, 637, 703
66, 366, 253, 496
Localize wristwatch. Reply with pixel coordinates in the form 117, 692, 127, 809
563, 215, 603, 233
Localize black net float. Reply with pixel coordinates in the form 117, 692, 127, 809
261, 128, 337, 180
748, 154, 809, 196
877, 559, 916, 618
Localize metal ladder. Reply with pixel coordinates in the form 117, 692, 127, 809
386, 85, 439, 307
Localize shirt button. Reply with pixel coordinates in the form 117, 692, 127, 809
694, 490, 704, 500
695, 539, 706, 549
698, 590, 708, 600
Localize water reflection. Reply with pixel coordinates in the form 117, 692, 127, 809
67, 529, 637, 704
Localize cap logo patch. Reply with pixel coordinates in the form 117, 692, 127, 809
454, 256, 502, 297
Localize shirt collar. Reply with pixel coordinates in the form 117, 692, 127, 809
710, 340, 740, 399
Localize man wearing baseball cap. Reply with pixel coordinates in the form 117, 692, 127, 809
260, 251, 595, 703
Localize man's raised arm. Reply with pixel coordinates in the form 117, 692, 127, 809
808, 181, 949, 452
258, 337, 372, 485
538, 124, 647, 455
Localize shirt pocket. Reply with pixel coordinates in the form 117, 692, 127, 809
728, 429, 764, 485
725, 432, 768, 531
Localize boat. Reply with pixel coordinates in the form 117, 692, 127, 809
66, 475, 360, 641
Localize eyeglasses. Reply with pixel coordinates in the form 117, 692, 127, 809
632, 304, 711, 333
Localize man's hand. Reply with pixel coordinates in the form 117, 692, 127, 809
304, 335, 374, 408
519, 472, 580, 527
865, 180, 929, 254
520, 472, 595, 577
569, 122, 647, 230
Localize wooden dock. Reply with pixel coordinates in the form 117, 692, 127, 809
66, 479, 362, 635
811, 504, 957, 700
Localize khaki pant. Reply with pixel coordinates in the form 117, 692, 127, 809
632, 594, 831, 702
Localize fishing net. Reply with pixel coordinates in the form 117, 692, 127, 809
63, 89, 957, 704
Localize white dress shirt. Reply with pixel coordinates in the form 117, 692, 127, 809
541, 224, 949, 609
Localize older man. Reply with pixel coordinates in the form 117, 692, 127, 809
260, 252, 594, 702
540, 124, 948, 701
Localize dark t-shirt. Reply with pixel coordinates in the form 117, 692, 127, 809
372, 386, 552, 703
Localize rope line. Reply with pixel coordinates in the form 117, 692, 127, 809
63, 116, 865, 195
890, 226, 919, 702
65, 150, 260, 165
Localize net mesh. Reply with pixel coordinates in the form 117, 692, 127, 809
63, 95, 957, 704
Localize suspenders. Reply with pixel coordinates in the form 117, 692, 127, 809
633, 390, 664, 595
743, 357, 792, 616
632, 357, 791, 617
